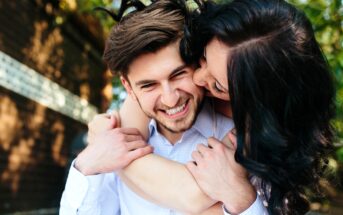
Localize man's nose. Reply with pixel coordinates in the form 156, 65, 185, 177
160, 85, 180, 108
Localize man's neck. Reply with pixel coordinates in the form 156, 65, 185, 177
156, 124, 183, 145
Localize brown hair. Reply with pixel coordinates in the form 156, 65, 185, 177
103, 0, 187, 78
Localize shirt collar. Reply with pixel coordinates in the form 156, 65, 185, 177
148, 99, 215, 139
191, 100, 215, 138
148, 119, 158, 137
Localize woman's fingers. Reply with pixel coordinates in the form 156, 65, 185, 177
208, 136, 234, 151
207, 137, 222, 148
220, 133, 233, 149
191, 150, 203, 162
126, 140, 149, 151
196, 144, 209, 157
119, 127, 143, 135
127, 145, 154, 161
88, 113, 115, 133
125, 134, 144, 142
186, 161, 197, 175
108, 109, 121, 127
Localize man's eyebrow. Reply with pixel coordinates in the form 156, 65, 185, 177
135, 80, 156, 87
168, 65, 187, 78
135, 64, 187, 87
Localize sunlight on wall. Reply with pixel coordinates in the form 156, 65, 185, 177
22, 21, 64, 80
0, 96, 20, 151
0, 47, 98, 195
2, 138, 35, 194
0, 51, 98, 124
51, 120, 67, 166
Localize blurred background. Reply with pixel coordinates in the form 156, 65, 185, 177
0, 0, 341, 214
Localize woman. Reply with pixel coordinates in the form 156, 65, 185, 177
89, 0, 335, 214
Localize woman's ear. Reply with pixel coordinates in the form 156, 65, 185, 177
120, 76, 137, 100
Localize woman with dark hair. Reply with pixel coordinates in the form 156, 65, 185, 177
182, 0, 335, 214
87, 0, 335, 214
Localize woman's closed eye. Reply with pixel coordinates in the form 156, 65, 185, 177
214, 81, 226, 93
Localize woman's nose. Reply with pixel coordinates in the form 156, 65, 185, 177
193, 59, 209, 89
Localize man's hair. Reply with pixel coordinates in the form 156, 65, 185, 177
182, 0, 335, 214
103, 0, 187, 78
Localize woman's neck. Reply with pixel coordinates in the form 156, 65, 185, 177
213, 98, 232, 118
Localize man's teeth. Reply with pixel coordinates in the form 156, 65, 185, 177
166, 103, 186, 115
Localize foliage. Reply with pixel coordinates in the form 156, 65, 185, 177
337, 147, 343, 161
58, 0, 118, 35
287, 0, 343, 165
59, 0, 157, 35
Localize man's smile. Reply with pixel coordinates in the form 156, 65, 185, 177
160, 99, 190, 119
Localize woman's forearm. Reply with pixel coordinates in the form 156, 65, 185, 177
119, 96, 150, 140
119, 154, 216, 213
118, 96, 216, 212
187, 202, 223, 215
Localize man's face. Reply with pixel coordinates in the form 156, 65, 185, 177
121, 42, 204, 134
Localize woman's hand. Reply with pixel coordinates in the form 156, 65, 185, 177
186, 131, 256, 214
76, 127, 152, 175
87, 111, 120, 145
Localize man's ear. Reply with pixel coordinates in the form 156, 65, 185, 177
120, 76, 137, 100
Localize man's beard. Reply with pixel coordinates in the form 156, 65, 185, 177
135, 98, 204, 133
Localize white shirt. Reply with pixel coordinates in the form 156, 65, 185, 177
60, 102, 268, 215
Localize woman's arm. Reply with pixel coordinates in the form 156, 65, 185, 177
118, 96, 150, 140
119, 154, 216, 213
116, 96, 217, 213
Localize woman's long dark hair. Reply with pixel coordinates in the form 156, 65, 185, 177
181, 0, 335, 214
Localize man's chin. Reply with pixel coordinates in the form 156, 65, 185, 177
159, 117, 196, 133
160, 124, 189, 134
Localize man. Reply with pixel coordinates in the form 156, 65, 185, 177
60, 1, 267, 214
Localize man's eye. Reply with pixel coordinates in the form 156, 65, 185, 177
172, 71, 186, 78
141, 83, 155, 89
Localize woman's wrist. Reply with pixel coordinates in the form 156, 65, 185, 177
221, 181, 256, 214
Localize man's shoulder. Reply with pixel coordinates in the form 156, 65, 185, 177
215, 111, 234, 127
199, 99, 234, 126
192, 100, 234, 140
215, 111, 234, 139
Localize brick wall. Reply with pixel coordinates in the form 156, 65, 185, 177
0, 0, 108, 213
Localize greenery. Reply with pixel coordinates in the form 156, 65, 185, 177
287, 0, 343, 146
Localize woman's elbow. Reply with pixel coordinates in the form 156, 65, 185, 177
178, 190, 216, 214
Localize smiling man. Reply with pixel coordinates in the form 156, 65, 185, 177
59, 0, 265, 214
120, 42, 203, 144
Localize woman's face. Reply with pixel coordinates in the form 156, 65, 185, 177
193, 38, 230, 101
